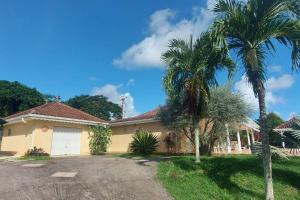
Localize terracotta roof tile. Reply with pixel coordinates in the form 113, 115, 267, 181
275, 117, 297, 129
4, 102, 106, 123
111, 108, 159, 124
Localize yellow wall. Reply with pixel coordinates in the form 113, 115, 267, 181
1, 122, 33, 155
110, 121, 171, 153
1, 120, 92, 156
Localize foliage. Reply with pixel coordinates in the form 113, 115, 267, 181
162, 33, 234, 162
265, 113, 284, 146
283, 116, 300, 152
89, 125, 112, 155
66, 95, 122, 121
158, 85, 252, 155
251, 142, 289, 160
204, 85, 252, 153
0, 80, 45, 117
24, 146, 49, 157
158, 155, 300, 200
211, 0, 300, 197
130, 129, 159, 155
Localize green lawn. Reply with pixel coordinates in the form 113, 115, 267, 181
157, 155, 300, 200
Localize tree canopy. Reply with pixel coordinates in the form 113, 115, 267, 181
66, 95, 122, 121
0, 80, 45, 117
158, 85, 252, 155
162, 33, 234, 162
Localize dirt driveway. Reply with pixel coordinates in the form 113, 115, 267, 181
0, 156, 172, 200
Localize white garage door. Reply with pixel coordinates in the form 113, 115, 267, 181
51, 127, 81, 155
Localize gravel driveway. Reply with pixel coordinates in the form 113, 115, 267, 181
0, 156, 172, 200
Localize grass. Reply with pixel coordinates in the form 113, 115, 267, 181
157, 155, 300, 200
19, 155, 51, 161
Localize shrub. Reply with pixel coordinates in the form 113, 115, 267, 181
25, 146, 49, 156
89, 125, 111, 155
130, 129, 159, 155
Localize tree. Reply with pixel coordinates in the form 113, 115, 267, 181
204, 85, 252, 154
66, 95, 122, 121
265, 113, 284, 146
0, 80, 45, 117
158, 85, 252, 155
211, 0, 300, 199
162, 33, 234, 162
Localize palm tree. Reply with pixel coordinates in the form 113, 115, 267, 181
162, 33, 234, 162
211, 0, 300, 199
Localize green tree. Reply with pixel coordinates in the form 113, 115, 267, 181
0, 80, 45, 117
162, 34, 233, 162
159, 85, 252, 155
211, 0, 300, 198
66, 95, 122, 121
205, 85, 252, 154
265, 113, 284, 146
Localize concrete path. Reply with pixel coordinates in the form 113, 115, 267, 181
0, 156, 172, 200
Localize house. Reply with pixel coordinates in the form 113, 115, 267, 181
0, 102, 108, 155
110, 109, 191, 153
1, 102, 259, 156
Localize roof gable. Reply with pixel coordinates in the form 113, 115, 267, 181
4, 102, 106, 123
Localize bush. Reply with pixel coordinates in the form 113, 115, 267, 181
130, 129, 159, 155
89, 125, 112, 155
25, 146, 49, 156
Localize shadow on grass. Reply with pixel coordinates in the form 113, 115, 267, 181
170, 156, 300, 199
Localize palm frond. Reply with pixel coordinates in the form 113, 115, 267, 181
252, 142, 289, 160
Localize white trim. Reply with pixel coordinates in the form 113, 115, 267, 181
4, 114, 108, 126
111, 118, 159, 126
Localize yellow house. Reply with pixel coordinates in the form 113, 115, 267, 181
1, 103, 191, 156
0, 102, 108, 156
110, 109, 192, 153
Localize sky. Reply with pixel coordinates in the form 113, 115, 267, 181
0, 0, 299, 120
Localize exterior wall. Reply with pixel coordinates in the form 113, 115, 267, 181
1, 120, 92, 156
1, 122, 33, 155
110, 121, 171, 153
31, 120, 91, 155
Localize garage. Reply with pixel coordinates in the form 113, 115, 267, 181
51, 127, 82, 155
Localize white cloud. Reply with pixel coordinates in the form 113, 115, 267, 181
269, 65, 282, 73
127, 78, 135, 86
288, 112, 298, 119
89, 76, 98, 81
266, 74, 294, 91
235, 74, 295, 111
91, 84, 139, 118
113, 0, 216, 69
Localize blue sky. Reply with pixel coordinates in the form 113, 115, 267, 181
0, 0, 299, 120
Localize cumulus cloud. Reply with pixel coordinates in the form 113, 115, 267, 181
113, 0, 216, 69
235, 74, 295, 110
91, 84, 138, 118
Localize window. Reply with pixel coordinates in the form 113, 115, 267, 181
7, 129, 11, 136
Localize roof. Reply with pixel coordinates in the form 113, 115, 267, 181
274, 117, 297, 131
111, 108, 159, 126
4, 102, 107, 125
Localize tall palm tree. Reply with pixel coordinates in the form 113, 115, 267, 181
211, 0, 300, 199
162, 33, 234, 162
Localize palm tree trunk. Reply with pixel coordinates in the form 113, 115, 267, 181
195, 127, 200, 163
257, 86, 274, 200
